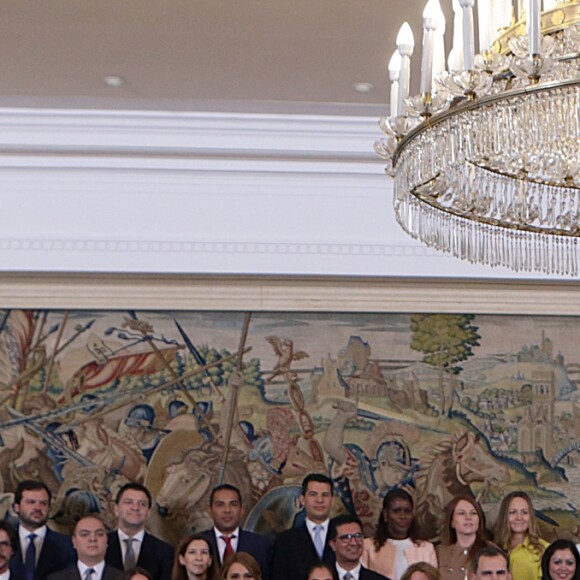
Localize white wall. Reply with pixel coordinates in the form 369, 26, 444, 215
0, 108, 563, 279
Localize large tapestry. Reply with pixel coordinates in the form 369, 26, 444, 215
0, 309, 578, 543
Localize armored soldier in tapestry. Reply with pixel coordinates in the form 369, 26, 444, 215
0, 309, 577, 542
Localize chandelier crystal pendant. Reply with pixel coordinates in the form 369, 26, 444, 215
376, 0, 580, 276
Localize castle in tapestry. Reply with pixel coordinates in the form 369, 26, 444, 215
0, 309, 579, 543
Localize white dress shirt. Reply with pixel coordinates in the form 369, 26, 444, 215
118, 528, 144, 565
18, 525, 47, 565
336, 562, 362, 580
305, 518, 329, 550
0, 570, 11, 580
78, 560, 106, 580
214, 526, 240, 562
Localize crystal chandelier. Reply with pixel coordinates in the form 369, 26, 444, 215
376, 0, 580, 276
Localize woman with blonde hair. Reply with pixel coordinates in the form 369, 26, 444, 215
220, 552, 262, 580
436, 496, 492, 580
494, 491, 548, 580
362, 488, 437, 579
401, 562, 441, 580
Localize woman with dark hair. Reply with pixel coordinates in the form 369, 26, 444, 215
219, 552, 262, 580
306, 563, 334, 580
362, 488, 437, 579
541, 539, 580, 580
123, 568, 154, 580
437, 496, 492, 580
494, 491, 548, 580
172, 534, 218, 580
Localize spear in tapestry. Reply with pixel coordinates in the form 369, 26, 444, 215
124, 311, 218, 438
174, 319, 225, 402
42, 310, 69, 392
219, 312, 251, 484
0, 345, 251, 431
4, 317, 95, 405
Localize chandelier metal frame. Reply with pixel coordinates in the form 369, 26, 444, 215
377, 0, 580, 276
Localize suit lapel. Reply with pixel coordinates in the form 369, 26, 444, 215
137, 532, 150, 567
236, 530, 247, 554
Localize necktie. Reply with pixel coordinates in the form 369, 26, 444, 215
84, 568, 96, 580
344, 573, 354, 580
124, 537, 137, 570
24, 533, 37, 580
313, 525, 324, 559
221, 535, 234, 560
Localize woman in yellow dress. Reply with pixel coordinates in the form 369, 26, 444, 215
494, 491, 548, 580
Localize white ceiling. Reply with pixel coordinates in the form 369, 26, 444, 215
0, 0, 447, 115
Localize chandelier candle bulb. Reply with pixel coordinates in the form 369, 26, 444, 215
421, 0, 440, 94
528, 0, 541, 54
459, 0, 476, 69
433, 6, 447, 81
477, 0, 492, 52
396, 22, 415, 113
452, 0, 465, 70
389, 50, 402, 117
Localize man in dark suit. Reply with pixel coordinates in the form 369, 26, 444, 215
105, 483, 173, 580
328, 514, 387, 580
10, 480, 75, 580
271, 473, 336, 580
200, 483, 272, 579
47, 515, 122, 580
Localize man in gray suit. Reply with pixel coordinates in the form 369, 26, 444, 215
47, 515, 122, 580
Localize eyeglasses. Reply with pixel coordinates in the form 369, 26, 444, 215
336, 533, 364, 542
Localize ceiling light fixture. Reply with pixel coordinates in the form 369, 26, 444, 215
103, 75, 125, 88
376, 0, 580, 275
353, 82, 375, 93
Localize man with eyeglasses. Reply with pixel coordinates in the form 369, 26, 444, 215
471, 546, 511, 580
105, 483, 173, 580
47, 515, 122, 580
329, 515, 387, 580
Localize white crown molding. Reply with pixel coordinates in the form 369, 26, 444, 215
0, 108, 569, 280
0, 273, 578, 315
0, 108, 382, 160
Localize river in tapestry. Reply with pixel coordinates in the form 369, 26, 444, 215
1, 309, 580, 544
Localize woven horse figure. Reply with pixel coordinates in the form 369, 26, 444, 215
415, 431, 509, 540
151, 441, 252, 545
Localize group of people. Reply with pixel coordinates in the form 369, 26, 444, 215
1, 474, 580, 580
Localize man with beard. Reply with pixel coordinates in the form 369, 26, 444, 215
0, 521, 19, 579
10, 481, 74, 580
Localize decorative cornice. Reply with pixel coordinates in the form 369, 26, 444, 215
0, 273, 578, 314
0, 108, 382, 163
0, 108, 570, 279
